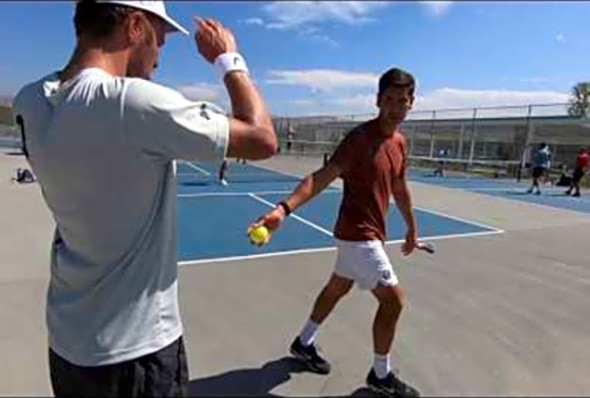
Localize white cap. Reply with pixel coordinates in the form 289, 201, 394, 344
97, 1, 188, 35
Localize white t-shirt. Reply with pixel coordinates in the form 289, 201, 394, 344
12, 68, 229, 366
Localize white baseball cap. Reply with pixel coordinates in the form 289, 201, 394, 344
97, 1, 188, 35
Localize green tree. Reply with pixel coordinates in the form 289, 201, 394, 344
568, 82, 590, 118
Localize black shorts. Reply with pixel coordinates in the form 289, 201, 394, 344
532, 167, 547, 178
573, 167, 586, 183
49, 337, 188, 397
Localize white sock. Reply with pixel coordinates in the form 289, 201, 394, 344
373, 353, 391, 379
299, 319, 319, 346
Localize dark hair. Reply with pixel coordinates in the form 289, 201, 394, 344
539, 142, 547, 148
74, 0, 134, 39
378, 67, 415, 97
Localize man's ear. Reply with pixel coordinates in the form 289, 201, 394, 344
376, 93, 382, 109
125, 11, 145, 45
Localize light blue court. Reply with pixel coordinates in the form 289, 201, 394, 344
176, 161, 501, 264
408, 168, 590, 214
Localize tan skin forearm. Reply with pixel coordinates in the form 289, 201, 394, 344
284, 163, 341, 213
246, 162, 341, 243
224, 72, 271, 128
224, 72, 276, 159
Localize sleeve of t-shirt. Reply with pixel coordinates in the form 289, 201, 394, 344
121, 79, 229, 163
329, 131, 357, 174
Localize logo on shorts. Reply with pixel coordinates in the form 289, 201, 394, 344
379, 270, 393, 284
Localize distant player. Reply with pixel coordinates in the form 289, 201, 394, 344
219, 159, 229, 186
565, 147, 589, 197
527, 143, 551, 195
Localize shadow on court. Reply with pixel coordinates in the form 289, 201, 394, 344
188, 357, 377, 397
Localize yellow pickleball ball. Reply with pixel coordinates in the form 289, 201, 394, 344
249, 225, 269, 245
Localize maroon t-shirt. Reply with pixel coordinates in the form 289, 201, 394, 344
331, 120, 407, 242
576, 152, 589, 169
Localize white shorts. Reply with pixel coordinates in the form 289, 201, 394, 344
333, 239, 398, 290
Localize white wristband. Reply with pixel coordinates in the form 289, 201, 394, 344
214, 52, 249, 78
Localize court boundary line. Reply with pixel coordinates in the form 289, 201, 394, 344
418, 181, 590, 217
178, 229, 504, 266
257, 161, 590, 215
176, 161, 510, 267
248, 193, 334, 236
411, 205, 504, 233
178, 189, 339, 198
231, 163, 506, 232
180, 160, 211, 175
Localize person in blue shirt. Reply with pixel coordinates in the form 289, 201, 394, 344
527, 143, 552, 195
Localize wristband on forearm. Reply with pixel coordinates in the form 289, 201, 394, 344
277, 201, 291, 216
214, 52, 249, 78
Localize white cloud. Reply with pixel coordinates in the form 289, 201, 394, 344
419, 1, 454, 17
413, 88, 569, 111
177, 83, 223, 102
244, 2, 390, 47
556, 33, 566, 42
520, 77, 552, 84
330, 94, 376, 109
244, 17, 264, 26
258, 1, 390, 30
292, 99, 316, 107
266, 69, 379, 92
277, 87, 570, 117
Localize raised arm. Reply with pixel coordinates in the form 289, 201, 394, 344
195, 17, 276, 160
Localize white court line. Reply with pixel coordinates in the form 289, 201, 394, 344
178, 229, 504, 266
411, 205, 504, 233
251, 163, 305, 180
454, 187, 590, 216
177, 163, 509, 266
269, 185, 505, 233
245, 168, 505, 233
181, 161, 211, 176
178, 189, 339, 198
470, 187, 567, 193
247, 193, 334, 237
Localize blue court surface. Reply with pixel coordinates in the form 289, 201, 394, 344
408, 169, 590, 214
176, 161, 501, 264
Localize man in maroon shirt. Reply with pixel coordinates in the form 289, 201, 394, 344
566, 147, 589, 197
248, 68, 421, 397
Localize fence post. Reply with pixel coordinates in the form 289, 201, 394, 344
429, 110, 436, 158
468, 108, 478, 167
458, 123, 465, 160
409, 124, 416, 156
517, 105, 534, 182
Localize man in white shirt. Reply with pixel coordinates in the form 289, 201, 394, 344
12, 0, 276, 396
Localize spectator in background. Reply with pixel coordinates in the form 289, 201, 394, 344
566, 147, 589, 197
527, 143, 552, 195
286, 123, 295, 152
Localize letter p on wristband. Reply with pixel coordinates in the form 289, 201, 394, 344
214, 52, 249, 78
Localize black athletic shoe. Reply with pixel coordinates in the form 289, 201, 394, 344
289, 337, 331, 374
573, 192, 581, 197
366, 368, 420, 397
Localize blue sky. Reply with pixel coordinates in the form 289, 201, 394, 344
1, 1, 588, 116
